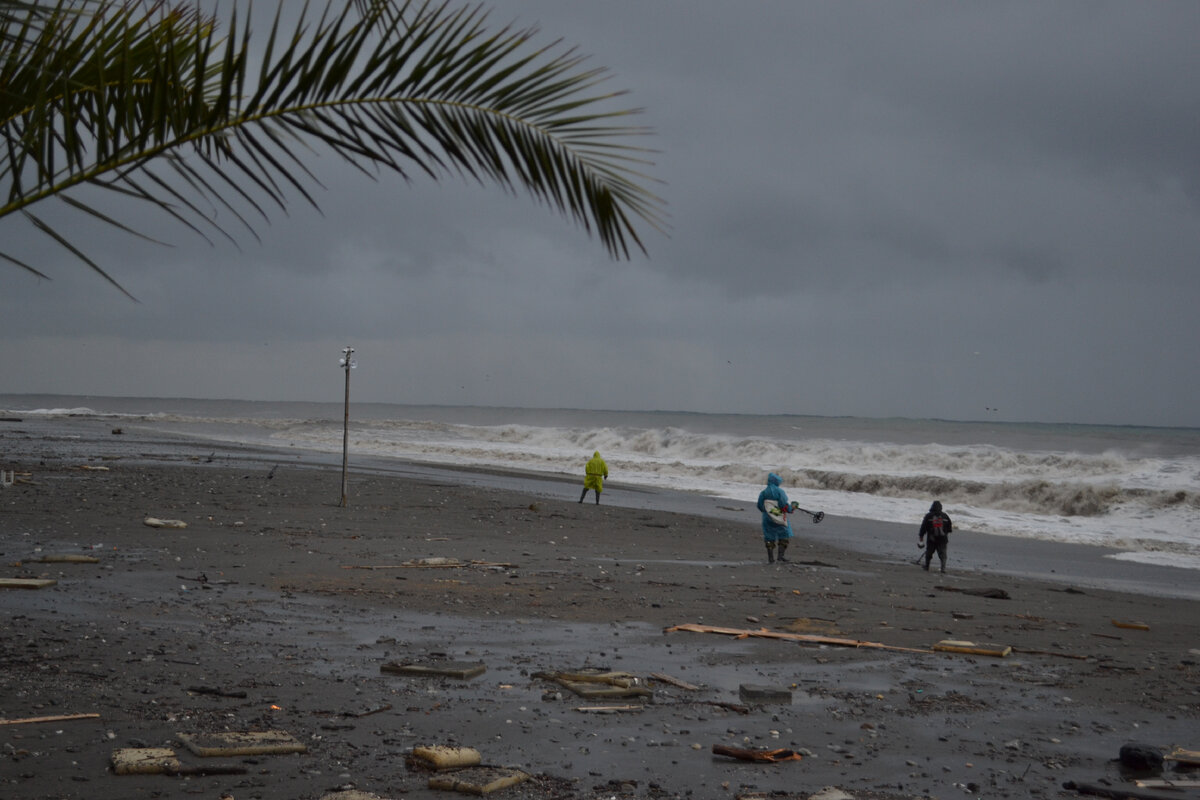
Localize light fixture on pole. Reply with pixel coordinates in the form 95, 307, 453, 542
339, 345, 356, 507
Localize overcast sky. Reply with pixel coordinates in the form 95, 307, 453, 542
2, 1, 1198, 427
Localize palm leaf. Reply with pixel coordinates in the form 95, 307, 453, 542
0, 0, 666, 294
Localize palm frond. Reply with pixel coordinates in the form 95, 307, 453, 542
0, 0, 667, 292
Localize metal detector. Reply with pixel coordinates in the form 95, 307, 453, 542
788, 501, 825, 524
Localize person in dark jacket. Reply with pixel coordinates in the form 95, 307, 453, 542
918, 500, 953, 573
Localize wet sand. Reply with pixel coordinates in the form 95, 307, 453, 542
1, 419, 1198, 800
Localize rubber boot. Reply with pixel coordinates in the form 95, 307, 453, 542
595, 494, 600, 505
765, 544, 775, 564
579, 488, 587, 503
777, 542, 789, 562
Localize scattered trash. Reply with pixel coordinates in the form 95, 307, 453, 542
320, 791, 392, 800
739, 684, 793, 704
712, 744, 803, 763
0, 712, 99, 726
0, 578, 57, 590
933, 639, 1013, 657
381, 660, 486, 680
143, 517, 187, 529
111, 747, 246, 776
178, 730, 306, 756
343, 558, 516, 570
573, 704, 645, 714
1165, 747, 1200, 766
1062, 779, 1177, 799
664, 623, 931, 654
1112, 619, 1151, 631
427, 766, 531, 794
34, 554, 100, 564
934, 586, 1011, 599
533, 669, 652, 699
412, 745, 482, 770
648, 672, 700, 691
1136, 779, 1200, 789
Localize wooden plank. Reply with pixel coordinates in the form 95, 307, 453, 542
178, 730, 305, 757
428, 767, 530, 795
411, 745, 481, 770
649, 672, 700, 691
0, 578, 57, 590
381, 661, 486, 680
0, 712, 99, 726
663, 623, 932, 654
1112, 619, 1151, 631
933, 639, 1012, 657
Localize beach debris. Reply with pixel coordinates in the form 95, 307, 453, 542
664, 622, 932, 654
78, 464, 110, 471
0, 712, 99, 726
1112, 619, 1151, 631
1062, 780, 1180, 800
1136, 780, 1200, 789
739, 684, 793, 704
33, 554, 100, 564
411, 745, 482, 770
783, 616, 841, 634
712, 744, 803, 763
1164, 747, 1200, 766
648, 671, 700, 691
320, 792, 392, 800
1010, 646, 1090, 660
704, 701, 752, 715
1119, 742, 1165, 770
0, 578, 57, 590
427, 766, 531, 794
533, 669, 653, 699
574, 704, 645, 714
143, 517, 187, 529
933, 639, 1012, 657
178, 730, 306, 757
934, 585, 1011, 599
342, 558, 516, 569
111, 747, 247, 776
342, 702, 393, 718
381, 660, 486, 680
0, 469, 14, 488
186, 685, 249, 699
806, 790, 855, 800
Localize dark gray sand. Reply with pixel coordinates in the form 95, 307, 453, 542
1, 419, 1197, 800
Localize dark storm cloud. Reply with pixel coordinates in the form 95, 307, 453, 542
1, 1, 1197, 425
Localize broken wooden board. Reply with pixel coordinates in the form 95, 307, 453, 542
574, 705, 645, 714
712, 744, 803, 763
112, 748, 181, 774
428, 766, 531, 794
0, 578, 57, 590
144, 517, 187, 529
381, 660, 486, 680
111, 747, 247, 776
411, 745, 481, 770
35, 554, 100, 564
320, 792, 393, 800
649, 672, 700, 691
1136, 779, 1200, 789
1164, 747, 1200, 766
178, 730, 306, 757
0, 712, 99, 726
533, 670, 652, 699
1112, 619, 1151, 631
664, 623, 932, 654
933, 639, 1012, 657
343, 559, 516, 570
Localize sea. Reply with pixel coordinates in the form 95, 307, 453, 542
3, 394, 1199, 572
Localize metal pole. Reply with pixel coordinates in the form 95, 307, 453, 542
339, 346, 355, 507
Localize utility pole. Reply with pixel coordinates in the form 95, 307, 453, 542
339, 345, 356, 507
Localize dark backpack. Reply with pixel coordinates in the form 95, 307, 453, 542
927, 514, 947, 538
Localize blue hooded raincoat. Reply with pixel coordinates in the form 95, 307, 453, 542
756, 472, 793, 542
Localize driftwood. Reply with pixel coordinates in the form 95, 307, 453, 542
1062, 780, 1183, 800
712, 744, 803, 763
933, 640, 1012, 658
934, 586, 1011, 599
649, 672, 700, 691
664, 623, 932, 654
187, 685, 248, 698
1111, 620, 1150, 631
0, 712, 99, 726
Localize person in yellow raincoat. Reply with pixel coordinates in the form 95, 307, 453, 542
579, 451, 609, 504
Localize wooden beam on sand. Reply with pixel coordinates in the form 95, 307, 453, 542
0, 713, 100, 726
663, 623, 932, 654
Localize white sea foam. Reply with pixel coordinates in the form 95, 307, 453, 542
6, 397, 1198, 569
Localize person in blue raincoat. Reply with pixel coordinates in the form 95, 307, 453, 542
755, 472, 793, 563
579, 451, 609, 504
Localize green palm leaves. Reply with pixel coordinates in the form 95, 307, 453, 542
0, 0, 665, 296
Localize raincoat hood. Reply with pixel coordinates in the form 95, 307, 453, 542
767, 472, 782, 487
930, 501, 942, 513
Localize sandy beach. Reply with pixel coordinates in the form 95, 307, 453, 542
1, 419, 1198, 800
